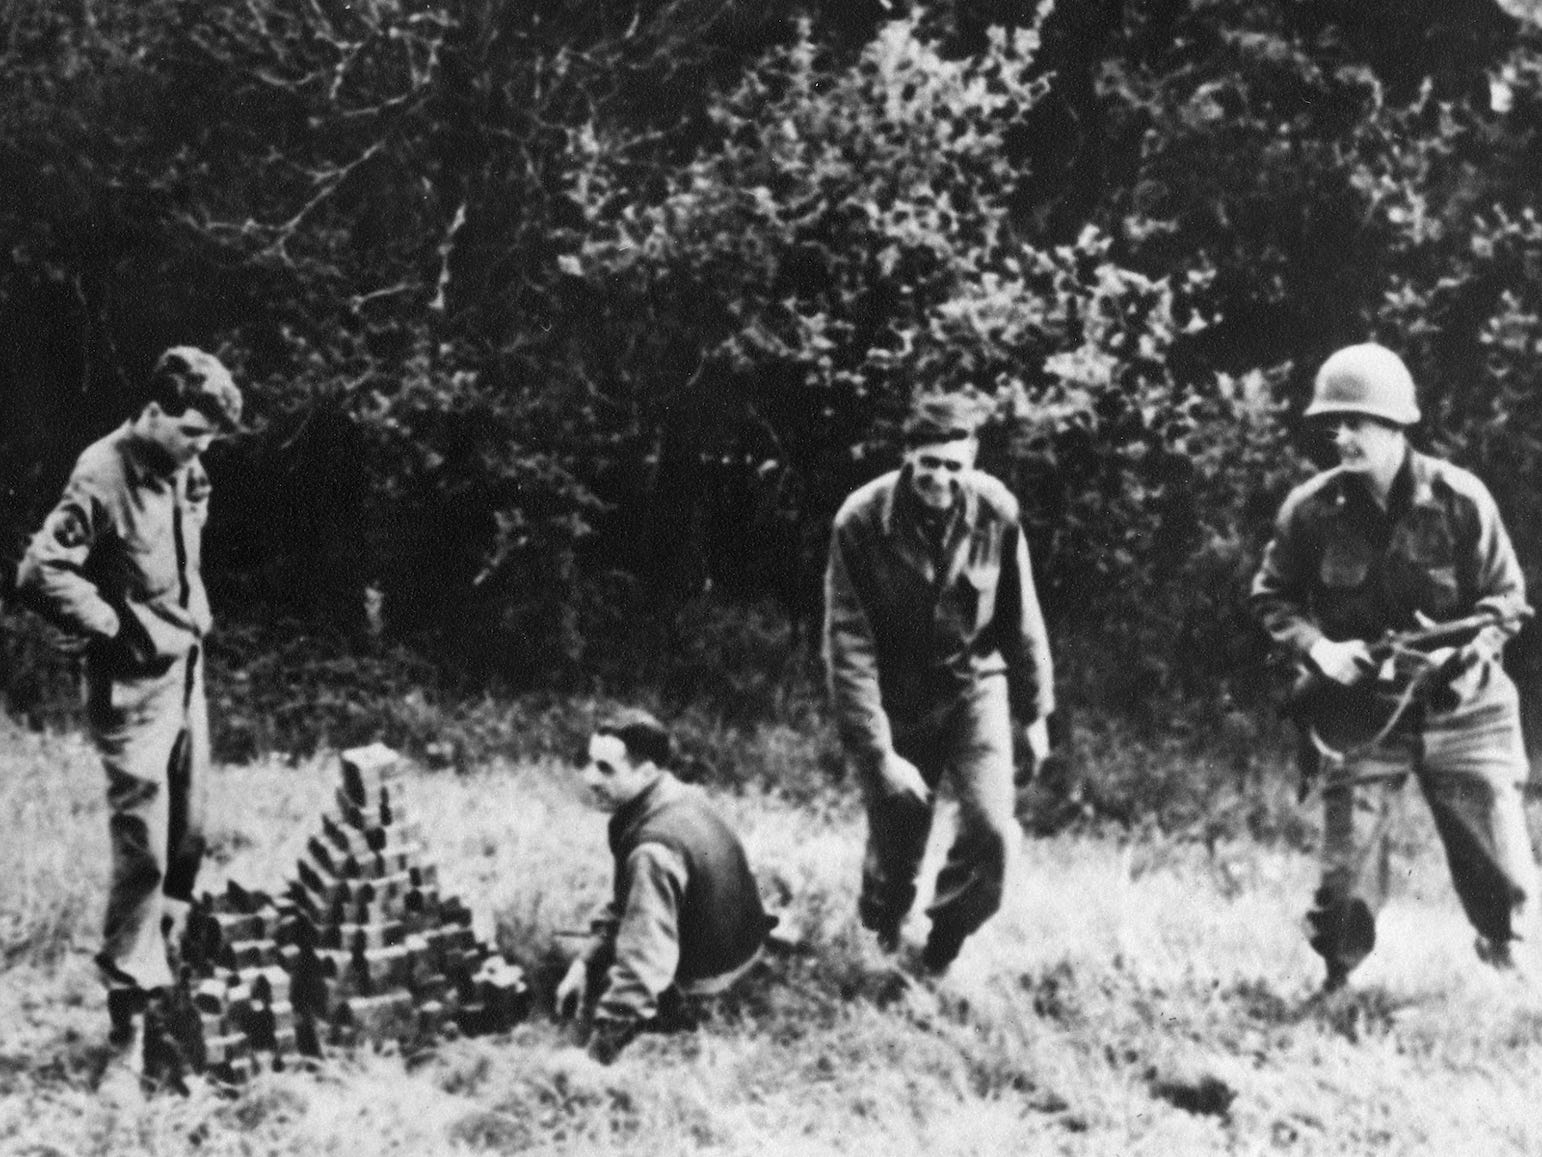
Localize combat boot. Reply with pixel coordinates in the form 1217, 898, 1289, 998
861, 914, 902, 956
107, 988, 147, 1049
100, 989, 148, 1101
1320, 961, 1350, 996
1476, 935, 1538, 982
920, 925, 965, 978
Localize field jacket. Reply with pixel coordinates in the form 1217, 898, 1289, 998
1251, 448, 1526, 709
16, 422, 212, 676
823, 466, 1054, 773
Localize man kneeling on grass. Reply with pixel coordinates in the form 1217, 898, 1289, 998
556, 709, 773, 1063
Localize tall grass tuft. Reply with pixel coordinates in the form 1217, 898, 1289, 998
0, 718, 101, 969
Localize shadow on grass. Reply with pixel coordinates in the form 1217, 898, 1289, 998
3, 1034, 117, 1096
1229, 975, 1419, 1042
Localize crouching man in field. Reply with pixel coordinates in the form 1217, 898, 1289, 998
556, 709, 772, 1063
1252, 342, 1541, 996
823, 391, 1055, 975
15, 347, 243, 1088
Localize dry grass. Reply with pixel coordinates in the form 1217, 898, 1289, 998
4, 711, 1542, 1156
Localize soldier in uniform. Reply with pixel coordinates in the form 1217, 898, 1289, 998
556, 708, 772, 1063
823, 392, 1055, 975
1252, 342, 1540, 994
16, 346, 243, 1079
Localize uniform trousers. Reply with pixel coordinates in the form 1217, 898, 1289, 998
1310, 663, 1539, 974
86, 648, 208, 992
858, 673, 1016, 946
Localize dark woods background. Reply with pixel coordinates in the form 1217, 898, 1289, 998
5, 0, 1542, 781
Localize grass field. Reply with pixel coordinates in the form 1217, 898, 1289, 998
4, 711, 1542, 1156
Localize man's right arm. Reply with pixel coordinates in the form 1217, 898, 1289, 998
1250, 490, 1326, 661
15, 478, 119, 642
555, 896, 621, 1018
576, 899, 621, 966
1251, 489, 1371, 685
822, 521, 893, 773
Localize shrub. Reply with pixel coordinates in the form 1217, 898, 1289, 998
0, 609, 82, 734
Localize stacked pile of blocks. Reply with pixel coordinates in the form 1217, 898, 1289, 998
154, 744, 529, 1085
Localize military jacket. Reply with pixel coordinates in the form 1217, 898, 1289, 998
17, 422, 212, 673
582, 773, 767, 1025
1251, 449, 1526, 659
823, 466, 1055, 768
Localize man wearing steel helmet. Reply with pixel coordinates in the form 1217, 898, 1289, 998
824, 392, 1055, 976
1252, 342, 1539, 994
16, 346, 242, 1086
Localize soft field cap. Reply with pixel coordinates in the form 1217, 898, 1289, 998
154, 346, 244, 432
904, 392, 989, 445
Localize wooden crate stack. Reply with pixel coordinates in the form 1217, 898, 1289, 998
164, 744, 529, 1085
152, 885, 298, 1085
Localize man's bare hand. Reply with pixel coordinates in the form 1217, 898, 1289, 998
1410, 611, 1459, 671
880, 751, 930, 806
1308, 637, 1373, 685
1413, 609, 1503, 670
555, 958, 588, 1019
1462, 623, 1508, 667
1023, 718, 1050, 766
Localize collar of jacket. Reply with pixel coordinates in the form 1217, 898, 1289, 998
1324, 447, 1439, 520
608, 769, 679, 843
874, 465, 979, 588
880, 463, 979, 540
114, 421, 182, 490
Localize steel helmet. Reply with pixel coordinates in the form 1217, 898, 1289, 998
1305, 343, 1420, 426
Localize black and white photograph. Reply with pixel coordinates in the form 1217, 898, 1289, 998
5, 1, 1542, 1153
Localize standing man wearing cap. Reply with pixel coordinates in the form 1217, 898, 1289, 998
1252, 342, 1539, 995
823, 392, 1055, 975
16, 346, 243, 1082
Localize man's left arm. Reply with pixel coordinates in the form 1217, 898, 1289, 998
1462, 479, 1529, 662
589, 843, 687, 1061
555, 894, 622, 1019
995, 520, 1056, 730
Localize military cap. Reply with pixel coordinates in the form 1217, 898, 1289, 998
903, 392, 989, 446
150, 346, 244, 433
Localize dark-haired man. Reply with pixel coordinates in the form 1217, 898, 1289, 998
556, 708, 771, 1063
16, 346, 243, 1083
823, 392, 1055, 975
1252, 342, 1540, 994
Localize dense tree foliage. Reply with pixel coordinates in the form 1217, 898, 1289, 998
4, 0, 1542, 745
